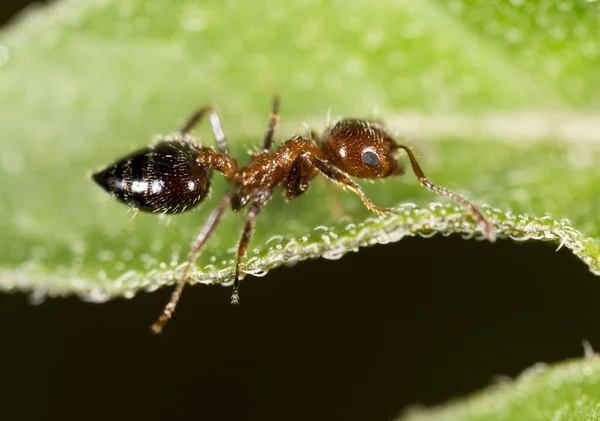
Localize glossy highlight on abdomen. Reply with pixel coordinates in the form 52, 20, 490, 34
92, 140, 211, 214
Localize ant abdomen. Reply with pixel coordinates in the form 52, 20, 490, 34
92, 140, 211, 214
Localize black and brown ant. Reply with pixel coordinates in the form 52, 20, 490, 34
92, 97, 496, 333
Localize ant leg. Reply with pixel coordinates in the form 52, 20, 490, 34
151, 192, 233, 334
262, 96, 280, 151
303, 130, 349, 218
179, 106, 229, 154
301, 153, 394, 216
395, 144, 496, 242
306, 128, 340, 209
308, 129, 347, 218
231, 201, 262, 304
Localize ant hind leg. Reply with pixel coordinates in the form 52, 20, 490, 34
231, 201, 262, 304
179, 105, 229, 154
151, 192, 233, 334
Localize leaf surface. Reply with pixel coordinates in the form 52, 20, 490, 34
399, 356, 600, 421
1, 0, 599, 299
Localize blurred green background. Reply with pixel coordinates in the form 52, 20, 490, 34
1, 1, 600, 421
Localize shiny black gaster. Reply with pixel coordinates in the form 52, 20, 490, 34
92, 140, 211, 214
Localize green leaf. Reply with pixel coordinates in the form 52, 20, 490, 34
398, 356, 600, 421
1, 0, 600, 300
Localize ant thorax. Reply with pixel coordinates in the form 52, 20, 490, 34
235, 136, 323, 202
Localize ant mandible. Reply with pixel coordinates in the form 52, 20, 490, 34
92, 97, 496, 333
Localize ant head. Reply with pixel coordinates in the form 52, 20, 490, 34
322, 120, 404, 179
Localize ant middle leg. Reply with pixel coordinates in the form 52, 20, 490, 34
283, 160, 312, 201
231, 201, 262, 304
262, 96, 280, 151
151, 192, 233, 334
283, 155, 347, 220
180, 105, 229, 154
300, 153, 395, 216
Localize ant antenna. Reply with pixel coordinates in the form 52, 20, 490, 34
395, 144, 496, 242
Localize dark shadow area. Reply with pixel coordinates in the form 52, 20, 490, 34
2, 2, 598, 420
0, 0, 48, 26
0, 236, 597, 421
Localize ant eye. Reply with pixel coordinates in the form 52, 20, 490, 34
361, 149, 380, 167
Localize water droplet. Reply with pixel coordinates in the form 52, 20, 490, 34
243, 268, 268, 277
266, 234, 285, 245
322, 247, 345, 260
82, 288, 110, 303
28, 288, 47, 305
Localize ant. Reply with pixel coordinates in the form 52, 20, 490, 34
92, 97, 496, 333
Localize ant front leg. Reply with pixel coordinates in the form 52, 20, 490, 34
300, 153, 394, 216
151, 192, 233, 334
179, 105, 229, 154
261, 96, 281, 152
302, 129, 347, 219
231, 201, 262, 304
